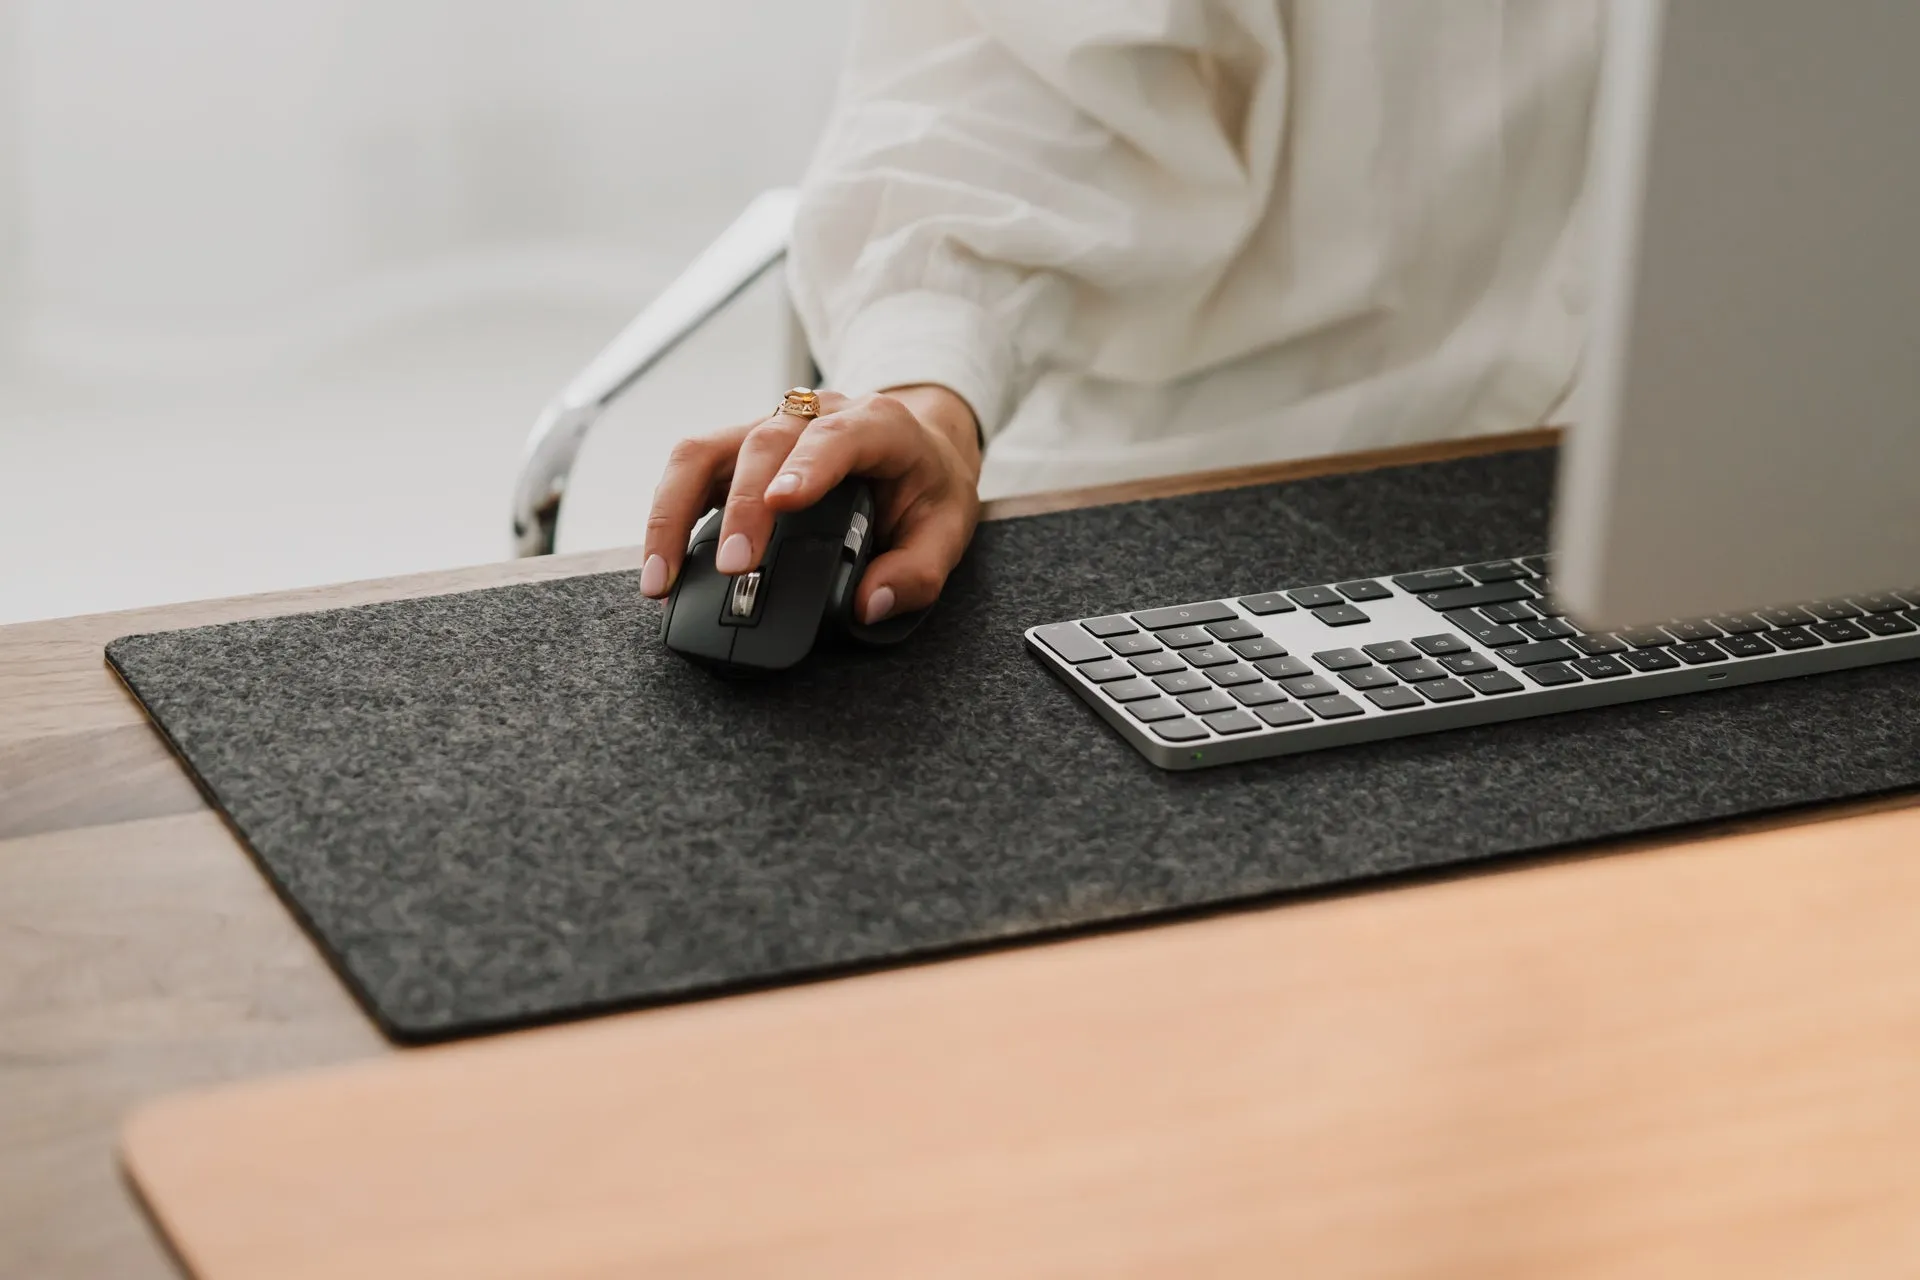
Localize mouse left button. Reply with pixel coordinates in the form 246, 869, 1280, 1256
661, 539, 735, 663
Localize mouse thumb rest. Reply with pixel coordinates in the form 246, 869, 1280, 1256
658, 478, 930, 673
841, 605, 926, 646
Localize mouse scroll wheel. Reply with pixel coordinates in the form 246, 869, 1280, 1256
727, 570, 762, 620
843, 511, 870, 558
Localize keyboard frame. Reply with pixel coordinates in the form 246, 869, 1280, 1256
1026, 564, 1920, 771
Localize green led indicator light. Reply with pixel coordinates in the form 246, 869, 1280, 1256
1191, 751, 1205, 761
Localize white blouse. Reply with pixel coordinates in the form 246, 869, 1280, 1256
788, 0, 1601, 499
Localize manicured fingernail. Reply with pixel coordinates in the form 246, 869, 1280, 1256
639, 554, 668, 597
765, 471, 801, 498
716, 533, 752, 574
864, 585, 895, 625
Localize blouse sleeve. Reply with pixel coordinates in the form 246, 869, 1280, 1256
787, 0, 1290, 441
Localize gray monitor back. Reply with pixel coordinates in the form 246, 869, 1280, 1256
1556, 0, 1920, 627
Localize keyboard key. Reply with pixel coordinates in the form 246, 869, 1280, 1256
1365, 685, 1425, 711
1127, 698, 1185, 723
1441, 610, 1527, 647
1622, 648, 1681, 672
1766, 625, 1823, 651
1464, 560, 1529, 583
1254, 655, 1312, 680
1311, 647, 1371, 670
1418, 581, 1535, 612
1390, 658, 1448, 682
1757, 606, 1815, 628
1805, 599, 1862, 622
1853, 593, 1910, 615
1479, 601, 1538, 624
1494, 640, 1579, 667
1279, 675, 1339, 700
1232, 683, 1288, 707
1305, 694, 1364, 720
1082, 615, 1137, 638
1312, 604, 1371, 627
1363, 640, 1421, 664
1106, 633, 1163, 656
1203, 709, 1261, 735
1621, 628, 1674, 649
1153, 671, 1212, 695
1230, 636, 1288, 660
1394, 569, 1472, 593
1079, 658, 1135, 683
1336, 579, 1393, 602
1156, 626, 1214, 649
1413, 633, 1471, 656
1205, 618, 1262, 642
1419, 678, 1474, 703
1035, 623, 1110, 664
1717, 632, 1776, 657
1568, 633, 1627, 656
1526, 662, 1582, 687
1207, 663, 1264, 688
1665, 619, 1724, 643
1256, 702, 1314, 728
1178, 690, 1236, 715
1528, 592, 1571, 619
1135, 602, 1237, 630
1570, 655, 1631, 680
1102, 678, 1160, 703
1670, 641, 1728, 664
1466, 670, 1525, 695
1518, 555, 1554, 577
1517, 617, 1577, 641
1859, 613, 1917, 636
1238, 592, 1297, 616
1708, 614, 1768, 635
1808, 619, 1869, 644
1340, 666, 1399, 690
1439, 652, 1496, 675
1128, 652, 1185, 676
1183, 645, 1238, 668
1151, 718, 1208, 743
1288, 585, 1345, 609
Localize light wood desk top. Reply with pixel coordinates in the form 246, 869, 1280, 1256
3, 427, 1911, 1277
128, 804, 1920, 1280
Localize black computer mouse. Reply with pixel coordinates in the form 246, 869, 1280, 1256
659, 477, 929, 674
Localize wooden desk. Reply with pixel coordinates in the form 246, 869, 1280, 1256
127, 804, 1920, 1279
2, 427, 1906, 1277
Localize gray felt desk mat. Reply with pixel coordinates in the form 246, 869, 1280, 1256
108, 448, 1920, 1042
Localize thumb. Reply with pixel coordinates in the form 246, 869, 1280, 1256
855, 503, 975, 623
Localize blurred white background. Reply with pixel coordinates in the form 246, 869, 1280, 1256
0, 0, 851, 624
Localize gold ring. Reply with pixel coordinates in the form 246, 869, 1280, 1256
775, 387, 823, 419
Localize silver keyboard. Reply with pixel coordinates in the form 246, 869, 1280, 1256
1025, 556, 1920, 770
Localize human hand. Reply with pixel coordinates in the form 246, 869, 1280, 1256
639, 384, 982, 625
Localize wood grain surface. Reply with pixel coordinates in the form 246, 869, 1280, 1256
124, 805, 1920, 1280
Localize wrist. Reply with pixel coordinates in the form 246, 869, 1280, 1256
883, 383, 983, 482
